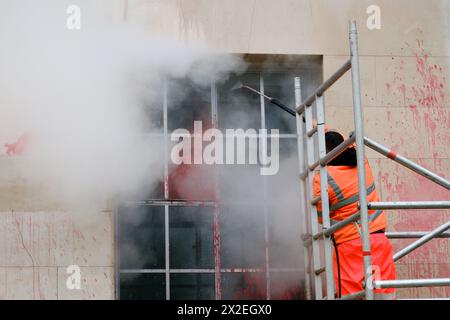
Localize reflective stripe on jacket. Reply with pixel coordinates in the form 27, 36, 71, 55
313, 159, 387, 244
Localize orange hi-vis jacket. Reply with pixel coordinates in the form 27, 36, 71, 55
313, 159, 387, 244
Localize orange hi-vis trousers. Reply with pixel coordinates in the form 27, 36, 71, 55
333, 233, 397, 299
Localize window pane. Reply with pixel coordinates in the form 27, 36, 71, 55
220, 205, 265, 268
168, 157, 217, 201
170, 273, 215, 300
167, 79, 211, 132
119, 205, 165, 269
266, 137, 302, 268
221, 273, 267, 299
120, 274, 165, 300
142, 75, 164, 131
169, 206, 214, 269
218, 165, 263, 204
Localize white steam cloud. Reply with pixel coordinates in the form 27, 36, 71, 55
0, 1, 244, 209
0, 1, 306, 298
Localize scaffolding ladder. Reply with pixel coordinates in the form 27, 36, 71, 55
295, 21, 450, 300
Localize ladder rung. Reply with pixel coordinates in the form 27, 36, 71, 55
319, 135, 356, 166
306, 126, 317, 137
313, 211, 361, 240
337, 290, 365, 300
297, 104, 306, 115
308, 160, 319, 171
299, 171, 308, 180
314, 267, 325, 275
311, 196, 321, 206
307, 137, 357, 172
368, 201, 450, 210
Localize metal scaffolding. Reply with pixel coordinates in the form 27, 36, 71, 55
295, 21, 450, 300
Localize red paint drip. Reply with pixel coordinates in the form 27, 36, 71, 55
398, 83, 407, 105
409, 105, 420, 128
423, 111, 437, 146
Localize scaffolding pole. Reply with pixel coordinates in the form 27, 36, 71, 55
304, 94, 324, 299
386, 231, 450, 239
316, 94, 336, 299
368, 201, 450, 210
364, 137, 450, 190
294, 77, 312, 300
374, 278, 450, 289
349, 20, 374, 300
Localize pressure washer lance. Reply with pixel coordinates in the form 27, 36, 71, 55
230, 81, 296, 117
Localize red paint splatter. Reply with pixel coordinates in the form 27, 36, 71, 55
4, 133, 30, 156
385, 39, 448, 154
411, 44, 446, 108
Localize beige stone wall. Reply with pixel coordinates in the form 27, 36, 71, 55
0, 0, 448, 299
0, 159, 114, 299
0, 209, 114, 299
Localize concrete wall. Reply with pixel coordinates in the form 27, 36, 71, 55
0, 0, 448, 299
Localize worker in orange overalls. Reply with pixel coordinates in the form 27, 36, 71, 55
313, 129, 397, 299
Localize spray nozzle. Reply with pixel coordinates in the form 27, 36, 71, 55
230, 81, 244, 91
